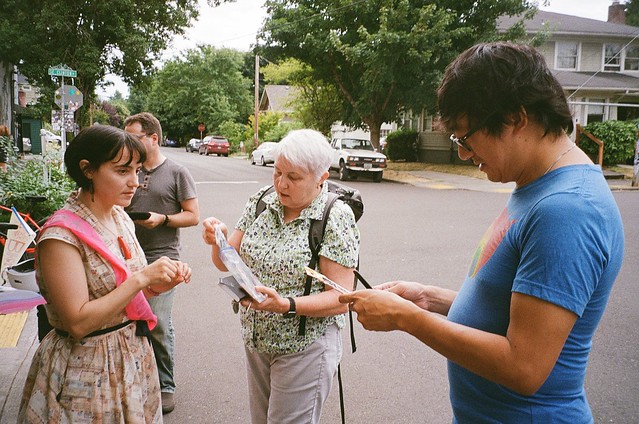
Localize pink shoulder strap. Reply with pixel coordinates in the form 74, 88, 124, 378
40, 209, 157, 330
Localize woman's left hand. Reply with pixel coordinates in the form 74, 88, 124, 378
240, 286, 287, 314
148, 259, 192, 294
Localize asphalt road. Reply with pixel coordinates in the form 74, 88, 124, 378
162, 147, 639, 423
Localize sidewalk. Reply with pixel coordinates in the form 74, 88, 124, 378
0, 165, 636, 422
0, 309, 37, 422
383, 167, 639, 192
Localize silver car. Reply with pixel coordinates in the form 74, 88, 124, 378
250, 141, 278, 166
186, 138, 202, 152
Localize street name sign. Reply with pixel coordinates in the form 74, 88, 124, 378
48, 67, 77, 78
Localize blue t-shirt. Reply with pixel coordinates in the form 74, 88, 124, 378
447, 165, 624, 423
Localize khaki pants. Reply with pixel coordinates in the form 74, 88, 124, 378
245, 324, 342, 424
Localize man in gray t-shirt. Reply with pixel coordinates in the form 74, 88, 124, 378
124, 112, 199, 415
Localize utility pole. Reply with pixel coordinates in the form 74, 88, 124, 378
254, 55, 259, 149
633, 122, 639, 187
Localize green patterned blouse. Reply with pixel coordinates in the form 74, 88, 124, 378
236, 183, 360, 355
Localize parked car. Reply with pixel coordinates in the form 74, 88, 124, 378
330, 137, 387, 182
186, 138, 202, 153
164, 138, 179, 147
199, 135, 230, 156
250, 141, 278, 166
40, 129, 62, 146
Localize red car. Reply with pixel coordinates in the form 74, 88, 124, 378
198, 135, 230, 157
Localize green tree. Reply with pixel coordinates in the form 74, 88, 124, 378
0, 0, 205, 126
259, 0, 535, 149
126, 85, 151, 116
218, 120, 250, 153
145, 46, 253, 141
627, 0, 639, 26
262, 58, 342, 135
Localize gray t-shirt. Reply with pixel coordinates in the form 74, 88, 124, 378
126, 158, 197, 262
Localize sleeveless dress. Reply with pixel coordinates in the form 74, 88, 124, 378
18, 193, 161, 423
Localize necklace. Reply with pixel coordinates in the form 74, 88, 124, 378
98, 217, 132, 260
543, 143, 576, 176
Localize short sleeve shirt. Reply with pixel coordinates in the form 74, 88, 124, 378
126, 158, 197, 262
235, 183, 360, 355
447, 165, 624, 423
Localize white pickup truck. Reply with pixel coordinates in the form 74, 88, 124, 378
330, 137, 387, 182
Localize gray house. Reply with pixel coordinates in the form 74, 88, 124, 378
498, 5, 639, 125
419, 2, 639, 164
258, 85, 300, 122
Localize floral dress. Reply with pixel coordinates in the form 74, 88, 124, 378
18, 193, 161, 423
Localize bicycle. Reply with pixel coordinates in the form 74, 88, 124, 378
1, 196, 52, 340
0, 195, 48, 259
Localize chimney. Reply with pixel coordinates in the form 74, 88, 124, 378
608, 1, 626, 24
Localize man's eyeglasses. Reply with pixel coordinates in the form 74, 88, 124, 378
449, 114, 494, 152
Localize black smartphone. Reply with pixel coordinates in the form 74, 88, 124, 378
126, 211, 151, 220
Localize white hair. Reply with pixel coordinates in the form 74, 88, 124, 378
274, 129, 333, 180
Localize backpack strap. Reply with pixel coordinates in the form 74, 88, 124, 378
299, 192, 339, 336
254, 185, 275, 218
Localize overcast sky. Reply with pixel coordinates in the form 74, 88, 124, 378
98, 0, 620, 98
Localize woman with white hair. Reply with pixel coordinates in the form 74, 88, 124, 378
203, 129, 360, 423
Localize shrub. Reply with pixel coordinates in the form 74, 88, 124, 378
0, 147, 75, 222
218, 120, 249, 154
386, 129, 419, 161
580, 120, 638, 165
264, 121, 303, 142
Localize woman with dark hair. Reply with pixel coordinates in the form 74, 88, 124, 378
19, 125, 192, 423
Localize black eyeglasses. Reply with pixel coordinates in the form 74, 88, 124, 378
449, 114, 494, 152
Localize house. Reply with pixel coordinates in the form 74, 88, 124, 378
258, 85, 300, 122
498, 3, 639, 125
419, 2, 639, 164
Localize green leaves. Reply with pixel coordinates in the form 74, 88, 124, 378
0, 147, 75, 222
260, 0, 537, 148
581, 121, 638, 166
144, 46, 253, 140
2, 0, 200, 122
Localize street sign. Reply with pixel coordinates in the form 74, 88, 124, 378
54, 85, 83, 111
48, 67, 77, 78
198, 123, 205, 132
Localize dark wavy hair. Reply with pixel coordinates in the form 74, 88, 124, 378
64, 125, 147, 189
437, 42, 574, 138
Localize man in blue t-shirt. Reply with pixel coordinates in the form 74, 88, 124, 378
340, 42, 624, 423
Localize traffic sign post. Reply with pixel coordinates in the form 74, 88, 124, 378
198, 123, 205, 141
55, 85, 83, 111
48, 67, 77, 78
48, 65, 79, 168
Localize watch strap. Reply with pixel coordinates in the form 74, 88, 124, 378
283, 297, 296, 318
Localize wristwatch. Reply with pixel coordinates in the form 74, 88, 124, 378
162, 214, 170, 226
283, 297, 296, 318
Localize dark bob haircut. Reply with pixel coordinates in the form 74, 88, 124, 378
64, 125, 147, 189
437, 42, 574, 139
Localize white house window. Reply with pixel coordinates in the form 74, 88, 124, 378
586, 98, 606, 123
556, 42, 578, 69
604, 44, 622, 71
624, 45, 639, 71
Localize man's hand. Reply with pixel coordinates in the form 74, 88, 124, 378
339, 289, 418, 332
